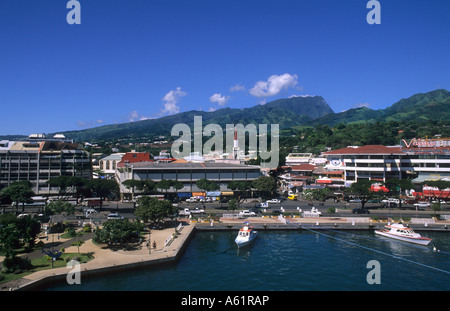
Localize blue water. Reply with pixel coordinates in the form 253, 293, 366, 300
47, 230, 450, 291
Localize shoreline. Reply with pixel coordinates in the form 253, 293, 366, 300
2, 222, 196, 291
2, 216, 449, 291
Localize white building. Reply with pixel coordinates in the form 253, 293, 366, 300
285, 153, 313, 166
323, 143, 450, 185
98, 153, 125, 175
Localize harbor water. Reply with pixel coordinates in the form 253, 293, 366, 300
47, 229, 450, 291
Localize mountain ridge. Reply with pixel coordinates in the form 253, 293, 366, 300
1, 89, 448, 141
309, 89, 450, 126
51, 95, 334, 141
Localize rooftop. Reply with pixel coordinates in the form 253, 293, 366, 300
130, 161, 260, 170
323, 145, 404, 155
290, 164, 317, 171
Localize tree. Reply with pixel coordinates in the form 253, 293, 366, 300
0, 223, 21, 259
1, 182, 35, 213
156, 179, 172, 196
93, 219, 143, 248
46, 200, 76, 216
134, 197, 177, 225
227, 181, 253, 201
228, 198, 237, 211
172, 180, 184, 192
252, 176, 277, 198
71, 239, 85, 254
122, 179, 157, 202
16, 215, 41, 249
303, 188, 330, 204
46, 176, 86, 197
196, 178, 220, 192
87, 179, 119, 201
122, 179, 141, 200
384, 179, 414, 209
349, 179, 377, 211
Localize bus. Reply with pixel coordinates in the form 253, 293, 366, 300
11, 196, 46, 207
82, 197, 103, 207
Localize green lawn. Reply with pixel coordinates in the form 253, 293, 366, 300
0, 253, 94, 286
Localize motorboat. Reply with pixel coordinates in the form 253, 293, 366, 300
375, 223, 432, 245
235, 222, 257, 248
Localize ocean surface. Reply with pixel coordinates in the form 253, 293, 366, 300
46, 229, 450, 291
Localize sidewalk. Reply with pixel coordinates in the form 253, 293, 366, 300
1, 222, 195, 291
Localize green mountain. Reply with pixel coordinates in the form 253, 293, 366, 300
55, 95, 333, 141
310, 89, 450, 126
2, 89, 448, 142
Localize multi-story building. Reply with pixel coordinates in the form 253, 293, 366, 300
285, 153, 313, 166
0, 134, 91, 194
323, 142, 450, 186
116, 161, 261, 201
98, 153, 125, 176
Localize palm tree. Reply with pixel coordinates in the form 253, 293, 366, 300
71, 239, 85, 254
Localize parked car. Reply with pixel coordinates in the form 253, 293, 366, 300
266, 199, 281, 204
352, 208, 370, 214
349, 198, 362, 203
239, 210, 256, 217
107, 213, 124, 220
249, 207, 262, 214
414, 202, 430, 208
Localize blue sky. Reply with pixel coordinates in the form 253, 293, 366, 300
0, 0, 449, 135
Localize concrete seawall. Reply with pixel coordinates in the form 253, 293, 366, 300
6, 216, 450, 291
196, 221, 450, 232
12, 223, 196, 291
196, 216, 450, 232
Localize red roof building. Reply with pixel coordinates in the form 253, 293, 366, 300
117, 152, 153, 167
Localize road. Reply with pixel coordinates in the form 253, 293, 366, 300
2, 198, 448, 221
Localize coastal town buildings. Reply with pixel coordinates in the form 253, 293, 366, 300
116, 161, 261, 201
0, 134, 91, 194
322, 139, 450, 187
278, 138, 450, 194
97, 153, 125, 176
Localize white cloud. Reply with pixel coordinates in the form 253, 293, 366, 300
209, 93, 230, 106
161, 87, 187, 115
229, 83, 246, 92
249, 73, 299, 98
208, 107, 216, 112
127, 110, 153, 122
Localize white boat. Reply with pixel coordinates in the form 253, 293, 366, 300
375, 223, 432, 245
235, 222, 257, 248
